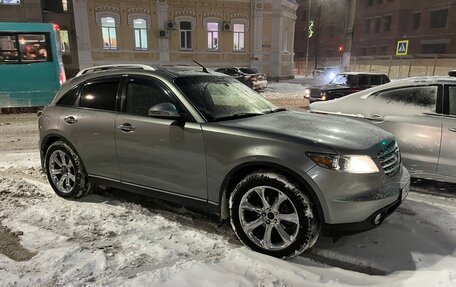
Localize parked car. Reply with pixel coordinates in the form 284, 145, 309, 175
310, 76, 456, 184
39, 64, 410, 258
215, 67, 268, 91
305, 72, 390, 103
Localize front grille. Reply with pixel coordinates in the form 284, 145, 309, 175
309, 88, 322, 97
377, 141, 401, 177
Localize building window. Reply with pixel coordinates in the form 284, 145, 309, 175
283, 28, 289, 52
62, 0, 68, 11
413, 12, 421, 30
380, 46, 388, 55
365, 19, 371, 34
133, 19, 148, 50
374, 17, 381, 33
384, 15, 392, 32
233, 24, 245, 51
101, 16, 117, 50
360, 47, 368, 56
207, 22, 219, 50
430, 9, 448, 28
180, 21, 192, 50
59, 30, 70, 53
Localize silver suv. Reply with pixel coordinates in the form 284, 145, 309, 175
39, 65, 410, 258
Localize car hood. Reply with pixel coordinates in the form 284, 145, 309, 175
217, 111, 393, 155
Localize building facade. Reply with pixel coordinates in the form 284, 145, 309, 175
73, 0, 299, 79
353, 0, 456, 56
42, 0, 80, 77
0, 0, 42, 22
293, 0, 349, 70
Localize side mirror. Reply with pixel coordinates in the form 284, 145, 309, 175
148, 102, 181, 120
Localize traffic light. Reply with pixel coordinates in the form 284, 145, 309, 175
338, 45, 344, 53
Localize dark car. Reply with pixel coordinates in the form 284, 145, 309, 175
215, 67, 268, 91
305, 72, 390, 103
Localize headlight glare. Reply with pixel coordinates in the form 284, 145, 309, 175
307, 153, 379, 174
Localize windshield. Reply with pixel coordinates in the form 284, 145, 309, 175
175, 76, 278, 122
329, 74, 357, 86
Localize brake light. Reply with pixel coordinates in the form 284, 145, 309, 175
53, 23, 60, 31
59, 67, 66, 85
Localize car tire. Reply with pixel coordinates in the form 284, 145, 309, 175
44, 140, 93, 199
229, 171, 320, 258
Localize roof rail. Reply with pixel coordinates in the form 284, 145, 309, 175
76, 64, 155, 77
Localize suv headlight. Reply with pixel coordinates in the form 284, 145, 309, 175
307, 153, 379, 174
305, 89, 311, 98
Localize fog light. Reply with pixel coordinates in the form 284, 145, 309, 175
374, 213, 383, 225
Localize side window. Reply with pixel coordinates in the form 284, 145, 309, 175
57, 87, 79, 107
370, 75, 382, 86
358, 75, 369, 86
372, 86, 438, 115
449, 86, 456, 116
382, 75, 390, 84
18, 34, 50, 62
0, 34, 19, 63
79, 80, 119, 111
125, 78, 176, 116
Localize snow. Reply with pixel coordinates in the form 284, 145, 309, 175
1, 111, 456, 286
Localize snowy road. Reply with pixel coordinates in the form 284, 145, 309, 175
0, 105, 456, 286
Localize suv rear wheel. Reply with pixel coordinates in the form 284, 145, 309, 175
45, 141, 93, 198
229, 171, 319, 258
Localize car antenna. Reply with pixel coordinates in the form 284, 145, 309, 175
193, 60, 210, 74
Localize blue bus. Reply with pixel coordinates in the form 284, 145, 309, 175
0, 22, 66, 107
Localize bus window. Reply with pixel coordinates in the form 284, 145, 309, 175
18, 34, 50, 62
0, 34, 19, 62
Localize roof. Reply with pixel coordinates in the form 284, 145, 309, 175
337, 72, 388, 76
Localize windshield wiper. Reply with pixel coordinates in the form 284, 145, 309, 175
265, 108, 287, 114
215, 112, 265, 121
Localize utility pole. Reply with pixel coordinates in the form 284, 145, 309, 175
342, 0, 356, 71
305, 0, 312, 74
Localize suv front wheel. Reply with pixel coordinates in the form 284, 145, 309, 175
229, 171, 319, 258
44, 141, 93, 198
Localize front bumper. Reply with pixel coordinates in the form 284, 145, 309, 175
322, 178, 409, 236
307, 164, 410, 232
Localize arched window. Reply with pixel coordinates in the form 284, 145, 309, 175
133, 18, 148, 50
101, 16, 117, 49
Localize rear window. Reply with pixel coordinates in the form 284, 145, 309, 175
0, 33, 52, 63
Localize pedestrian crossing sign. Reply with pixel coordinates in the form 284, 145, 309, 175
396, 40, 409, 56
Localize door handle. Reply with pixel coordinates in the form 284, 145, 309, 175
449, 128, 456, 133
63, 116, 78, 124
118, 123, 136, 133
